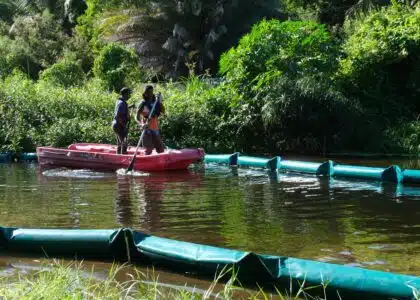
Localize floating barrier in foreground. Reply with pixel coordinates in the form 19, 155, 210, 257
0, 226, 418, 300
204, 153, 420, 185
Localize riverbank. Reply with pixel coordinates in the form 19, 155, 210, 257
1, 260, 418, 300
0, 260, 294, 300
1, 72, 419, 156
2, 3, 420, 156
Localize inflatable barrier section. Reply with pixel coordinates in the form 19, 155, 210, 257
19, 153, 38, 161
0, 153, 37, 162
204, 153, 420, 185
0, 227, 418, 300
0, 153, 12, 162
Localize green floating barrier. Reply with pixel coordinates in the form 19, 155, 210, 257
402, 169, 420, 184
204, 153, 238, 165
278, 160, 333, 176
332, 165, 403, 183
238, 156, 279, 171
20, 153, 38, 161
0, 226, 418, 300
0, 153, 12, 162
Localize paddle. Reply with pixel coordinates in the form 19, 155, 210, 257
126, 93, 161, 173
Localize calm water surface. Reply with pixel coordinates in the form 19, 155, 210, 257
0, 158, 420, 277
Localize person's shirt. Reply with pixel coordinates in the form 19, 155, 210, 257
137, 99, 163, 131
113, 97, 129, 126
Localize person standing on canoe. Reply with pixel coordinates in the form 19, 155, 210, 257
112, 87, 132, 155
136, 85, 165, 155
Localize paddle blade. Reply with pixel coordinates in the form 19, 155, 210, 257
126, 154, 137, 173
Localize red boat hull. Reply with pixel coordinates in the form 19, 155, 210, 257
36, 143, 204, 172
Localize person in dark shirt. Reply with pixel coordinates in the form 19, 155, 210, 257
112, 87, 132, 154
135, 85, 165, 155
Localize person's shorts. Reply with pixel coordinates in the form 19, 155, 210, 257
143, 130, 164, 154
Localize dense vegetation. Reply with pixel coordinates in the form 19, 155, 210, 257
1, 0, 420, 155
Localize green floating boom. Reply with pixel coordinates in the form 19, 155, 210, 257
0, 152, 37, 162
20, 153, 38, 161
204, 153, 420, 185
0, 153, 12, 162
0, 226, 418, 300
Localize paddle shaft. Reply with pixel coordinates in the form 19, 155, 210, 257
126, 95, 160, 172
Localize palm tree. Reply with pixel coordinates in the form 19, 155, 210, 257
100, 0, 282, 79
0, 0, 86, 30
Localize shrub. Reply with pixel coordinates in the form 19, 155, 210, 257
219, 19, 339, 93
340, 3, 420, 116
93, 43, 143, 92
159, 76, 240, 152
40, 59, 86, 87
0, 73, 116, 152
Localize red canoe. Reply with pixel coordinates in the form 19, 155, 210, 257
36, 143, 205, 172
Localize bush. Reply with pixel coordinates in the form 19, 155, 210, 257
340, 3, 420, 116
93, 43, 143, 92
220, 19, 339, 93
0, 73, 117, 152
258, 76, 367, 153
40, 59, 86, 87
159, 76, 240, 152
218, 19, 350, 153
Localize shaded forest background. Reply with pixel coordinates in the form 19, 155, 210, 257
1, 0, 420, 155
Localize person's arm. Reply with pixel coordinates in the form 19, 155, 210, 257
136, 101, 146, 124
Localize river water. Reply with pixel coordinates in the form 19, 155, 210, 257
0, 159, 420, 278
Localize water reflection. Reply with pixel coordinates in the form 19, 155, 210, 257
2, 163, 420, 275
115, 176, 133, 227
114, 171, 204, 233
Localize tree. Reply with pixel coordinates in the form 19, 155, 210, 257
85, 0, 283, 79
339, 2, 420, 117
220, 19, 339, 91
93, 43, 143, 91
40, 58, 86, 87
0, 0, 87, 31
281, 0, 417, 25
9, 12, 68, 71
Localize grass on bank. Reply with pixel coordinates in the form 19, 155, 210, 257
0, 260, 344, 300
0, 260, 419, 300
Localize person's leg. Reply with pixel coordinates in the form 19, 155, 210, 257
143, 131, 154, 155
153, 133, 165, 153
121, 127, 128, 154
113, 123, 123, 154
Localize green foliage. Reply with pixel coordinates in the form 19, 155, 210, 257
0, 56, 10, 79
160, 76, 241, 152
258, 76, 366, 153
220, 20, 339, 93
64, 34, 95, 74
281, 0, 403, 25
40, 58, 86, 87
384, 121, 420, 154
0, 72, 116, 152
0, 35, 41, 79
96, 0, 282, 79
93, 43, 143, 92
340, 3, 420, 116
2, 12, 68, 79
